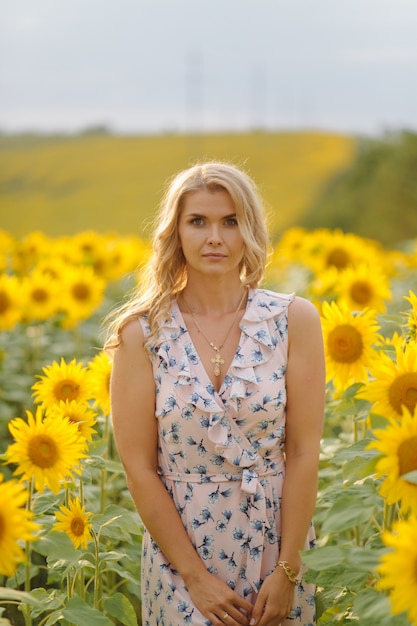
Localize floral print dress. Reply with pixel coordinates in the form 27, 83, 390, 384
139, 289, 316, 626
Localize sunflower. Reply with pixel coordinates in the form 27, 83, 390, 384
0, 474, 39, 577
22, 270, 61, 322
301, 229, 385, 275
106, 234, 151, 280
377, 517, 417, 625
35, 255, 72, 283
59, 265, 106, 328
270, 227, 309, 265
46, 400, 97, 442
357, 341, 417, 421
335, 263, 391, 313
309, 266, 340, 301
53, 497, 93, 549
321, 300, 382, 391
5, 407, 87, 494
71, 230, 105, 264
0, 273, 23, 331
87, 351, 112, 415
367, 406, 417, 515
13, 231, 50, 274
32, 357, 92, 410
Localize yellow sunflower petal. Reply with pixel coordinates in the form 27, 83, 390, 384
87, 351, 112, 415
321, 300, 382, 390
0, 474, 39, 577
5, 407, 87, 494
46, 400, 97, 442
358, 341, 417, 420
32, 357, 92, 410
53, 497, 93, 549
367, 406, 417, 515
377, 517, 417, 625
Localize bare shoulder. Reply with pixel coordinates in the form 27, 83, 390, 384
118, 316, 145, 347
289, 295, 320, 323
114, 316, 149, 367
288, 296, 322, 342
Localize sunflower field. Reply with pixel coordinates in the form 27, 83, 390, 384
0, 226, 417, 626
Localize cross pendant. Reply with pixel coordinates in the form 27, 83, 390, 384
211, 351, 225, 377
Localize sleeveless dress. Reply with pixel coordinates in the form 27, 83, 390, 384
139, 288, 316, 626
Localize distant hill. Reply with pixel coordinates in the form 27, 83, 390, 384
0, 131, 356, 239
301, 130, 417, 246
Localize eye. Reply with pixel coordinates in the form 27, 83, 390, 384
225, 217, 238, 226
190, 217, 204, 226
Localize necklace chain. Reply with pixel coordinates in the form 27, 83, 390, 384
182, 289, 247, 377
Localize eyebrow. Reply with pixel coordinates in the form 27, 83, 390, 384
185, 212, 237, 219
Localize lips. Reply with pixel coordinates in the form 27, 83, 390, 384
202, 253, 226, 258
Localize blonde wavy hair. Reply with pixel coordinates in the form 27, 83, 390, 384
104, 161, 270, 352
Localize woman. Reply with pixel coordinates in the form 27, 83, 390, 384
105, 162, 325, 626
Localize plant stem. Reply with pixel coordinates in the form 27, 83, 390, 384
23, 479, 34, 626
383, 502, 397, 531
92, 530, 101, 610
100, 413, 110, 513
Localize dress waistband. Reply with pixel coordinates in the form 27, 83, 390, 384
159, 455, 285, 494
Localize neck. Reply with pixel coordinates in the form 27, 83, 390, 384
180, 282, 247, 316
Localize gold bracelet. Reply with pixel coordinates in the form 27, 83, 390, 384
275, 560, 298, 584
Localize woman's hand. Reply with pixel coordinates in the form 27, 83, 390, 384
249, 568, 296, 626
187, 568, 253, 626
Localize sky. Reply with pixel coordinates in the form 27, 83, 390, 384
1, 0, 417, 136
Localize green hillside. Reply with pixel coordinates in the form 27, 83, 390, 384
0, 131, 356, 239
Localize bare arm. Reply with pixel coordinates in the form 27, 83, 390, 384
251, 297, 326, 626
110, 319, 253, 626
280, 296, 325, 569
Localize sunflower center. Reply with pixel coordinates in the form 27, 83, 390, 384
350, 281, 373, 305
327, 248, 350, 270
0, 291, 11, 314
72, 284, 90, 301
54, 380, 80, 402
32, 288, 49, 303
388, 373, 417, 416
93, 259, 105, 274
28, 434, 59, 468
70, 517, 85, 537
327, 324, 364, 363
398, 436, 417, 480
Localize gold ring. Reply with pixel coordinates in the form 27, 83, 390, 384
223, 612, 229, 621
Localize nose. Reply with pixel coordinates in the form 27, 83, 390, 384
207, 224, 222, 246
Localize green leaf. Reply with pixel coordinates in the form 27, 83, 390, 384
35, 531, 79, 560
44, 597, 114, 626
103, 592, 138, 626
342, 455, 379, 485
334, 438, 376, 463
320, 493, 377, 535
346, 546, 387, 571
351, 588, 410, 625
0, 588, 43, 606
93, 505, 143, 542
32, 491, 62, 515
302, 545, 350, 570
28, 588, 66, 618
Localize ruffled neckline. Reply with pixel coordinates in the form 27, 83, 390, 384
152, 288, 293, 411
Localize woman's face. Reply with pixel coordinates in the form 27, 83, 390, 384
178, 188, 245, 280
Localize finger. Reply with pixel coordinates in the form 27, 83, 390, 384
227, 606, 251, 625
249, 592, 267, 625
215, 610, 247, 626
